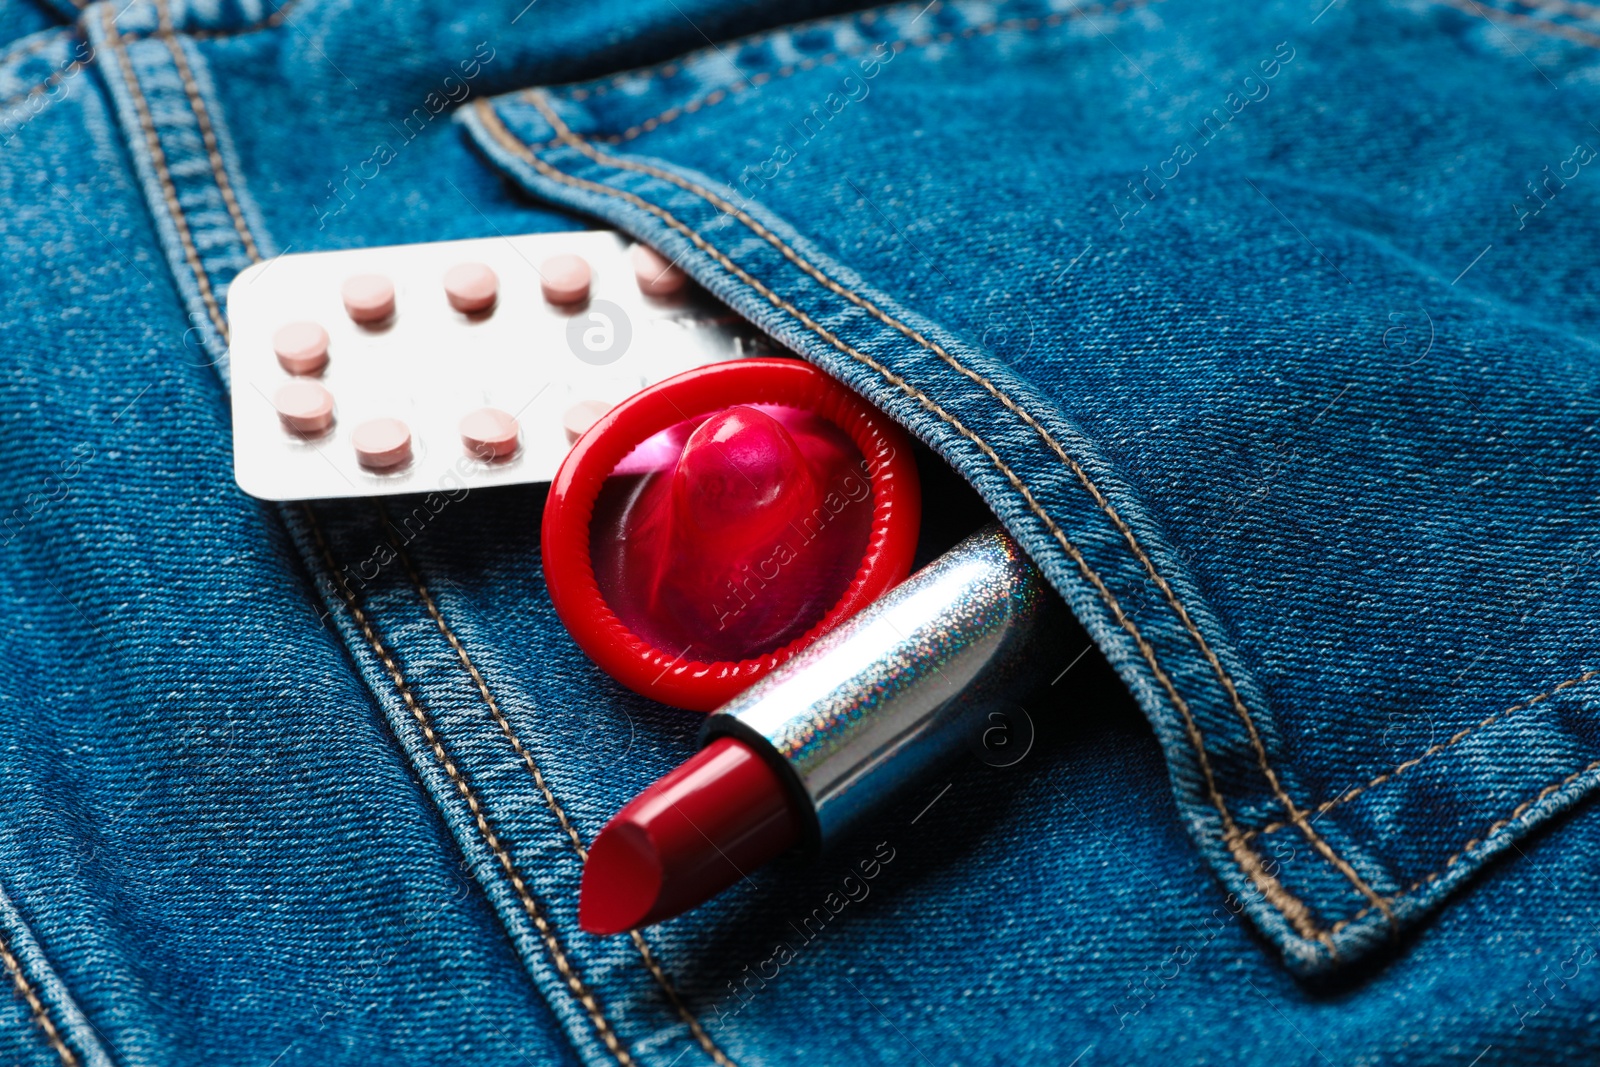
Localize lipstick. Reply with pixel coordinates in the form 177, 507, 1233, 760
580, 523, 1065, 934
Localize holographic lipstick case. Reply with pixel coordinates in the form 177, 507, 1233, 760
703, 524, 1065, 849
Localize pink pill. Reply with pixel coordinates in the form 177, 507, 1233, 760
342, 273, 395, 323
563, 399, 612, 443
631, 244, 688, 297
352, 417, 412, 470
540, 254, 591, 305
459, 406, 520, 459
443, 262, 498, 313
273, 379, 335, 436
272, 321, 330, 375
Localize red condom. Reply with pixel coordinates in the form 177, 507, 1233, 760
542, 358, 920, 711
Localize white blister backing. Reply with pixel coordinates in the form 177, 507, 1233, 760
228, 230, 777, 501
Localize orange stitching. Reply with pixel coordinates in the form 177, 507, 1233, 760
184, 1, 306, 41
508, 89, 1392, 930
1517, 0, 1600, 21
157, 0, 261, 262
5, 0, 309, 112
123, 23, 649, 1057
380, 519, 739, 1067
1252, 668, 1600, 838
391, 543, 588, 858
0, 56, 87, 113
566, 0, 939, 103
102, 7, 229, 342
535, 0, 1599, 925
302, 505, 638, 1067
1441, 0, 1600, 48
0, 19, 214, 1067
142, 0, 309, 42
1328, 759, 1600, 935
473, 98, 1330, 948
0, 28, 72, 70
536, 0, 1154, 151
0, 931, 79, 1067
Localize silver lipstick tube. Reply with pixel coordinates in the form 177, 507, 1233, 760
702, 524, 1064, 849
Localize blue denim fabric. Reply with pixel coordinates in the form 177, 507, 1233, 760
0, 6, 64, 44
5, 0, 1600, 1064
467, 0, 1600, 973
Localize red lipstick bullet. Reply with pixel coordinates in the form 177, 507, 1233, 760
580, 525, 1063, 934
580, 737, 799, 935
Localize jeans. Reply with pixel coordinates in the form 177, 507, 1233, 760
3, 0, 1599, 1063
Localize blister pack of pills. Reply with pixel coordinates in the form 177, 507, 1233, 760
228, 230, 779, 501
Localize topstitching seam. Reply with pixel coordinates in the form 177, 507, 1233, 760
300, 508, 638, 1067
0, 45, 89, 113
0, 20, 143, 1067
178, 0, 307, 41
121, 0, 309, 43
1252, 667, 1600, 838
472, 98, 1333, 950
156, 1, 261, 262
513, 89, 1394, 930
108, 23, 648, 1065
1328, 757, 1600, 934
1442, 0, 1600, 47
0, 28, 72, 71
101, 6, 228, 341
1, 0, 310, 111
564, 0, 939, 102
1518, 0, 1600, 23
520, 0, 1156, 153
0, 931, 77, 1067
376, 511, 739, 1067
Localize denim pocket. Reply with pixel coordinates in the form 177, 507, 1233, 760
461, 0, 1600, 976
52, 0, 1600, 1062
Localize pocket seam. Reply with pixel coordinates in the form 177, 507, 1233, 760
299, 505, 640, 1066
474, 96, 1375, 948
1250, 667, 1600, 839
100, 6, 228, 342
374, 506, 741, 1067
0, 28, 72, 71
1329, 758, 1600, 934
0, 41, 86, 114
0, 932, 77, 1067
155, 23, 260, 261
1441, 0, 1600, 49
548, 0, 1163, 151
4, 0, 312, 113
105, 6, 670, 1057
